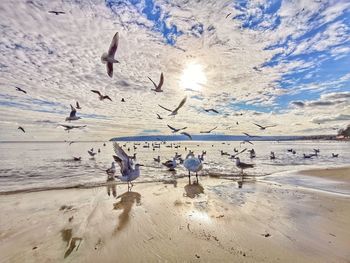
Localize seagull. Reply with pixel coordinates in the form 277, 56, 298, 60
225, 13, 231, 19
332, 153, 339, 158
167, 124, 187, 133
204, 108, 219, 114
162, 157, 177, 171
303, 154, 313, 159
65, 104, 81, 121
243, 132, 261, 138
253, 123, 276, 130
60, 124, 86, 131
121, 98, 125, 102
88, 149, 97, 157
18, 126, 25, 133
106, 162, 116, 176
183, 152, 203, 183
113, 143, 143, 191
181, 132, 192, 140
148, 72, 164, 92
253, 66, 262, 72
234, 157, 254, 175
200, 126, 217, 134
156, 114, 163, 120
101, 32, 120, 78
48, 10, 65, 15
73, 157, 81, 161
153, 156, 160, 163
76, 101, 81, 110
91, 90, 112, 101
158, 96, 187, 116
15, 87, 27, 94
270, 151, 276, 160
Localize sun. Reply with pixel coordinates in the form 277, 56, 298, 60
180, 62, 207, 91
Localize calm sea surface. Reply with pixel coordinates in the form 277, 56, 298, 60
0, 141, 349, 193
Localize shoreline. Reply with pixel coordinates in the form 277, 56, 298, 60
1, 168, 350, 262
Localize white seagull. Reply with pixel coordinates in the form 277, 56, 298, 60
101, 32, 120, 78
183, 151, 203, 183
65, 104, 81, 121
113, 143, 143, 191
158, 96, 187, 116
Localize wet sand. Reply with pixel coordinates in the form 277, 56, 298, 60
0, 169, 350, 263
300, 166, 350, 183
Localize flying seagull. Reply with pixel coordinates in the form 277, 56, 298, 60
240, 140, 254, 146
148, 72, 164, 92
243, 132, 261, 138
65, 104, 81, 121
60, 124, 86, 131
167, 124, 187, 133
15, 87, 27, 94
91, 90, 112, 101
18, 126, 25, 133
76, 101, 81, 110
181, 132, 192, 140
204, 108, 219, 114
101, 32, 120, 78
113, 142, 143, 191
48, 10, 65, 15
156, 114, 163, 120
200, 126, 218, 134
158, 96, 187, 116
253, 123, 276, 130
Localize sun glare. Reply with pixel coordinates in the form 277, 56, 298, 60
180, 62, 207, 91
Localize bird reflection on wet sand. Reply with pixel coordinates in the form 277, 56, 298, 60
113, 191, 141, 232
184, 182, 204, 198
106, 177, 117, 198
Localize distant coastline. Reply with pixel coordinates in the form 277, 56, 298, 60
110, 134, 340, 142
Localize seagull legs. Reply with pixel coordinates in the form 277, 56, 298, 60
188, 171, 191, 184
195, 172, 198, 184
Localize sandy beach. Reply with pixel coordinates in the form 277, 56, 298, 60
1, 167, 350, 263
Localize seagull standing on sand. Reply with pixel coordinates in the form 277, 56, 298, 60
101, 32, 120, 78
65, 104, 81, 121
234, 157, 254, 175
148, 72, 164, 92
18, 126, 25, 133
113, 143, 143, 191
91, 90, 112, 101
106, 162, 116, 176
159, 96, 187, 116
183, 152, 203, 183
162, 157, 177, 171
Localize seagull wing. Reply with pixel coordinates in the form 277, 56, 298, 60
232, 148, 247, 158
108, 32, 119, 57
181, 132, 192, 140
253, 123, 263, 129
103, 95, 112, 101
209, 126, 218, 132
113, 142, 131, 174
69, 104, 76, 117
157, 114, 162, 119
157, 72, 164, 89
107, 63, 113, 78
148, 77, 158, 89
76, 101, 80, 108
265, 125, 277, 128
60, 124, 71, 129
167, 124, 177, 132
212, 109, 219, 113
173, 96, 187, 112
158, 104, 172, 112
91, 90, 102, 96
225, 13, 231, 18
243, 132, 250, 137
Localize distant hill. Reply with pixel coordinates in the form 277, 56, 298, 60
110, 134, 337, 142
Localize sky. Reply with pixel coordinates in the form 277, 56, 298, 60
0, 0, 349, 141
